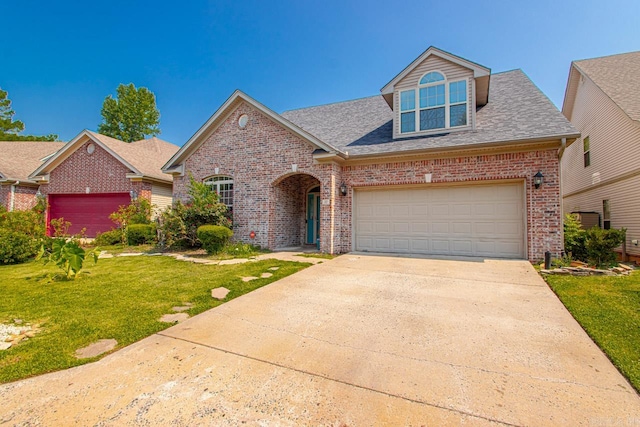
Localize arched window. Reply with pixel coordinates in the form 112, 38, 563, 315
399, 70, 468, 134
204, 176, 234, 210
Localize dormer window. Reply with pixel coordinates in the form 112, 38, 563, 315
399, 71, 468, 134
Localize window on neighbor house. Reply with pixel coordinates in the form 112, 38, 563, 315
204, 176, 234, 211
603, 199, 611, 230
583, 136, 591, 167
399, 71, 467, 134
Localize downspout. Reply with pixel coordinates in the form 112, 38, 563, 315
9, 181, 19, 212
558, 138, 567, 255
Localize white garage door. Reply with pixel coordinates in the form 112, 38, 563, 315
354, 183, 525, 258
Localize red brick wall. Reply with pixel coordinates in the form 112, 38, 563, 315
174, 102, 336, 250
0, 184, 38, 211
180, 101, 561, 261
39, 141, 152, 202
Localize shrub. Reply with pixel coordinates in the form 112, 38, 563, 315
127, 224, 157, 245
563, 214, 587, 262
94, 229, 123, 246
38, 238, 99, 280
156, 176, 231, 249
109, 198, 154, 244
0, 209, 45, 239
197, 225, 233, 254
584, 227, 626, 268
0, 229, 39, 264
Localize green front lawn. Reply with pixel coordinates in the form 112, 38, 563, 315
0, 256, 309, 383
545, 272, 640, 391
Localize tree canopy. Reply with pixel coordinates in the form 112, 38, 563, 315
0, 88, 58, 141
97, 83, 160, 142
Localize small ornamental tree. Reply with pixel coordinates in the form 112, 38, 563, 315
109, 198, 153, 245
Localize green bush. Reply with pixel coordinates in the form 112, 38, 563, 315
156, 176, 231, 249
584, 227, 626, 268
94, 229, 123, 246
563, 214, 588, 261
197, 225, 233, 254
0, 229, 39, 264
0, 209, 45, 239
127, 224, 157, 245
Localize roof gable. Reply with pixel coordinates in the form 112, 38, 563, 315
163, 90, 345, 173
564, 51, 640, 123
29, 130, 178, 183
380, 46, 491, 107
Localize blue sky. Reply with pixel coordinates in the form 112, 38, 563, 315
2, 0, 638, 146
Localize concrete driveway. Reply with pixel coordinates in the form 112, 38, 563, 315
1, 254, 639, 426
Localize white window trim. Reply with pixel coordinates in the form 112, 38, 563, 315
399, 71, 469, 135
203, 175, 234, 209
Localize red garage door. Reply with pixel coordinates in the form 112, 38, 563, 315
48, 193, 131, 237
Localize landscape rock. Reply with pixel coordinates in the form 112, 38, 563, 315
268, 267, 280, 271
241, 276, 258, 282
0, 342, 11, 350
211, 287, 230, 300
75, 339, 118, 359
260, 272, 273, 278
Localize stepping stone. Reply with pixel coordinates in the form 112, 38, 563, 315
0, 342, 12, 351
241, 276, 258, 282
119, 253, 143, 257
268, 267, 279, 271
172, 304, 193, 312
159, 313, 189, 323
98, 253, 114, 259
211, 287, 230, 300
260, 272, 273, 278
75, 339, 117, 359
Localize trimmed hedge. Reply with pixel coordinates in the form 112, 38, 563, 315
127, 224, 157, 245
197, 225, 233, 254
94, 229, 123, 246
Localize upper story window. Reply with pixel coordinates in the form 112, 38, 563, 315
204, 175, 234, 210
583, 136, 591, 167
399, 71, 468, 134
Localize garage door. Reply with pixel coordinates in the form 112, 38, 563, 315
49, 193, 131, 237
354, 183, 525, 258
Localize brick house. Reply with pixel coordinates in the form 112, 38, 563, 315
0, 141, 65, 211
164, 47, 578, 261
30, 130, 179, 236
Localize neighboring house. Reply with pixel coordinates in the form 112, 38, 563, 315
164, 46, 578, 261
29, 130, 179, 237
0, 141, 65, 211
561, 51, 640, 260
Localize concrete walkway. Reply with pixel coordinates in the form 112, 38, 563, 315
1, 254, 639, 425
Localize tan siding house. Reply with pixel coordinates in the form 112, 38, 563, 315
561, 51, 640, 258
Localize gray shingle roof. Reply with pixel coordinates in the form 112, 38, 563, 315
0, 141, 65, 182
574, 51, 640, 122
281, 70, 578, 157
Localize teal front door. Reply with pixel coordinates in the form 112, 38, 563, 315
306, 192, 320, 244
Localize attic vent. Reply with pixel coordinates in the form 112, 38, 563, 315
86, 143, 96, 154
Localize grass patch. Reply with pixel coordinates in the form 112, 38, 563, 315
296, 253, 336, 260
0, 256, 309, 383
544, 271, 640, 391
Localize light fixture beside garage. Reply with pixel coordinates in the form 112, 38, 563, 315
339, 182, 347, 196
533, 171, 544, 189
129, 190, 138, 200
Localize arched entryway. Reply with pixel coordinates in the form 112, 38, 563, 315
271, 173, 321, 249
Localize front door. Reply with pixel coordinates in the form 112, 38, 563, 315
306, 191, 320, 244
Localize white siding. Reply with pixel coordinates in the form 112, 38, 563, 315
564, 174, 640, 256
393, 55, 474, 139
151, 183, 173, 217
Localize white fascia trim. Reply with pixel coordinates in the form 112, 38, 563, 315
163, 90, 345, 171
29, 130, 143, 179
163, 164, 185, 176
381, 46, 490, 95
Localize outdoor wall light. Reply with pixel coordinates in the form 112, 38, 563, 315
339, 182, 348, 196
35, 189, 44, 199
129, 190, 138, 200
533, 171, 544, 189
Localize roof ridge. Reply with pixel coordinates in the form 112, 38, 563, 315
574, 50, 640, 64
283, 94, 383, 113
